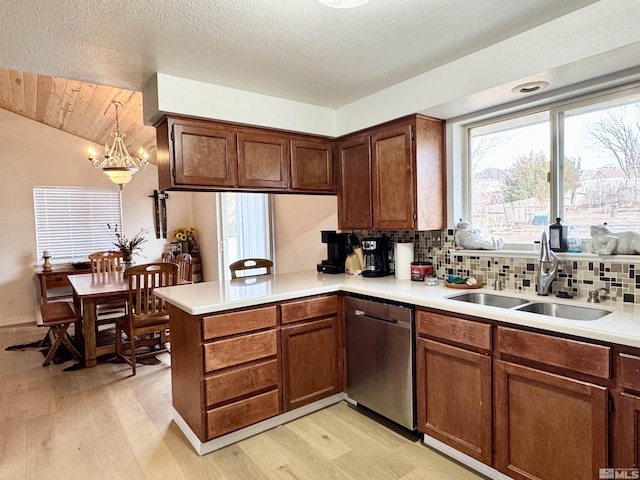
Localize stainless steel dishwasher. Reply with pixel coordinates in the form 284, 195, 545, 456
345, 295, 416, 430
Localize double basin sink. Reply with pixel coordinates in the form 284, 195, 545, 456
448, 292, 611, 321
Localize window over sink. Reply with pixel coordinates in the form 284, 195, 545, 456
463, 83, 640, 246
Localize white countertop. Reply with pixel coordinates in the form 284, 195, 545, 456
154, 270, 640, 348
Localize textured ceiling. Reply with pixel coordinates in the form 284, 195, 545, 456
4, 0, 633, 160
1, 0, 599, 109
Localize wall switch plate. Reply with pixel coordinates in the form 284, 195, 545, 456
428, 230, 443, 247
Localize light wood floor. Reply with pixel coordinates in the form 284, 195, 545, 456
0, 323, 485, 480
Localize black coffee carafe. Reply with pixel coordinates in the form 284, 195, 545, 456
361, 237, 390, 277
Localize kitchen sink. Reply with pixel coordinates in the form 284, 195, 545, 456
447, 292, 529, 309
515, 302, 611, 321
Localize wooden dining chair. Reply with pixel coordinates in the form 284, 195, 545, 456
229, 258, 273, 279
89, 251, 123, 273
115, 262, 178, 376
175, 253, 193, 283
161, 251, 175, 263
88, 250, 126, 333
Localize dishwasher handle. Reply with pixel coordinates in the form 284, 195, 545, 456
350, 311, 413, 329
347, 296, 413, 324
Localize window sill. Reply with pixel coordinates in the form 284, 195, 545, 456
448, 248, 640, 264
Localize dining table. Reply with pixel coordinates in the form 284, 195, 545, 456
67, 272, 129, 367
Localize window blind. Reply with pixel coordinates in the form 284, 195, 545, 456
33, 186, 123, 263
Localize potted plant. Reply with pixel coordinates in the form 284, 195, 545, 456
107, 224, 148, 270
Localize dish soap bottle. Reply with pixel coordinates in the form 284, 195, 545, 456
549, 218, 568, 252
566, 225, 582, 253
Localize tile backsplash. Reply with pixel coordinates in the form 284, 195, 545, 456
353, 229, 640, 304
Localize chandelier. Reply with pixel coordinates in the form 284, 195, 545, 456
87, 100, 148, 188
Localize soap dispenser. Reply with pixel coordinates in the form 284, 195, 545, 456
549, 217, 568, 252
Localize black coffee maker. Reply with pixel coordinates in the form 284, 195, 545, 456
317, 230, 349, 274
361, 237, 390, 277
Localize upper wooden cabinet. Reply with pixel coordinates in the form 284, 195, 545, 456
237, 131, 289, 189
156, 115, 335, 193
156, 117, 238, 190
371, 123, 415, 230
337, 114, 445, 231
290, 139, 334, 192
337, 134, 372, 229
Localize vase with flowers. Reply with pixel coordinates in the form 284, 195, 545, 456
174, 227, 197, 255
107, 224, 148, 270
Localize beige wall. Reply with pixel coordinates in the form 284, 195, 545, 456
273, 195, 338, 274
0, 109, 338, 326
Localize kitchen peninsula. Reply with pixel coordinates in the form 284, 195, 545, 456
155, 271, 640, 479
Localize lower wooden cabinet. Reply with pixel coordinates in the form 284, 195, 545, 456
416, 338, 492, 464
281, 313, 341, 411
494, 360, 608, 480
614, 352, 640, 468
278, 295, 342, 412
170, 295, 342, 444
207, 389, 280, 439
169, 304, 281, 442
614, 391, 640, 468
416, 310, 492, 464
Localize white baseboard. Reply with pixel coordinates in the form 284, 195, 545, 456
421, 433, 512, 480
173, 392, 347, 456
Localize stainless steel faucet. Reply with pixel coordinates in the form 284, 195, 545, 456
537, 230, 559, 296
587, 287, 609, 303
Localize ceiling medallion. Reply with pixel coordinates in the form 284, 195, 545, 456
511, 81, 550, 94
315, 0, 371, 8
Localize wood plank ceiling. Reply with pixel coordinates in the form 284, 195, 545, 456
0, 68, 157, 163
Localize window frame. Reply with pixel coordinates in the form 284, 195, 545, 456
33, 186, 123, 264
461, 81, 640, 249
216, 191, 275, 282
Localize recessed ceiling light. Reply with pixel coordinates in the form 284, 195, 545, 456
511, 81, 550, 94
316, 0, 370, 8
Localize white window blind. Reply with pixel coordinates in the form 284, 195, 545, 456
33, 186, 123, 263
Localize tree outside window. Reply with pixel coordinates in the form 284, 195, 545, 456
468, 89, 640, 245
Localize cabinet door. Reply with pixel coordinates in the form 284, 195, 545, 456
494, 360, 608, 480
291, 139, 334, 192
371, 123, 415, 229
237, 131, 289, 189
414, 116, 446, 230
337, 134, 372, 230
172, 122, 238, 187
281, 316, 341, 411
416, 338, 492, 464
614, 392, 640, 468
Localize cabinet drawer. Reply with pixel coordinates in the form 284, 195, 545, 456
207, 389, 279, 439
619, 353, 640, 391
205, 359, 278, 407
281, 295, 337, 325
204, 329, 277, 372
497, 326, 611, 379
45, 275, 71, 289
417, 311, 491, 350
203, 306, 277, 340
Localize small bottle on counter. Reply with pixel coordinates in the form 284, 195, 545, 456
425, 275, 438, 286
